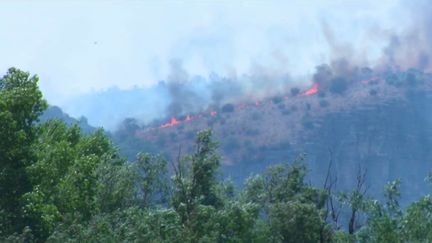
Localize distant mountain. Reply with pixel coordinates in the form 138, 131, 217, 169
40, 106, 97, 134
113, 69, 432, 203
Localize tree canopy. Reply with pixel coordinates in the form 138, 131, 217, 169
2, 68, 432, 242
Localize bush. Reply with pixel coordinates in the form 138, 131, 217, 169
290, 87, 300, 96
221, 104, 235, 113
272, 96, 283, 104
329, 77, 348, 94
385, 73, 403, 87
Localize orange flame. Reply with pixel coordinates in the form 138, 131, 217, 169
301, 83, 319, 96
158, 82, 322, 129
159, 114, 198, 128
160, 117, 181, 128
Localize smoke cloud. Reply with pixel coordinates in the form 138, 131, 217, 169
61, 1, 432, 130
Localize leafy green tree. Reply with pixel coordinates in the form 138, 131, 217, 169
47, 208, 183, 243
356, 180, 402, 243
132, 153, 169, 208
242, 157, 331, 242
94, 156, 135, 213
269, 201, 327, 243
401, 195, 432, 241
0, 68, 47, 236
23, 120, 120, 241
171, 130, 223, 240
6, 68, 432, 242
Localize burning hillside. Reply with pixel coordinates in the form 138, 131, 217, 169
156, 82, 321, 130
118, 68, 432, 203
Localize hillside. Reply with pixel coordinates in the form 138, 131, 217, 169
117, 69, 432, 202
40, 106, 97, 133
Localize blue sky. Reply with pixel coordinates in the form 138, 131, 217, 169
0, 0, 411, 127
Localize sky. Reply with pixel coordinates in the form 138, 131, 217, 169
0, 0, 411, 128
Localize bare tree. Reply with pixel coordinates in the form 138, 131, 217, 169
323, 149, 342, 229
347, 165, 369, 234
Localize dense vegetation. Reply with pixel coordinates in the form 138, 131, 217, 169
2, 68, 432, 242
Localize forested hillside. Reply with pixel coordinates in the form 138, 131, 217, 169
40, 106, 96, 134
3, 69, 432, 242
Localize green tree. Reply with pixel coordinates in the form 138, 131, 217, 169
0, 68, 47, 236
356, 180, 402, 243
242, 157, 331, 242
23, 120, 120, 241
171, 130, 223, 240
132, 153, 169, 208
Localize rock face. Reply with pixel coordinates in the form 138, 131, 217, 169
220, 92, 432, 202
128, 70, 432, 203
299, 92, 432, 202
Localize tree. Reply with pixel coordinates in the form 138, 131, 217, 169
0, 68, 47, 236
132, 153, 169, 208
172, 130, 222, 210
242, 157, 332, 242
23, 120, 120, 241
355, 180, 402, 243
172, 130, 229, 241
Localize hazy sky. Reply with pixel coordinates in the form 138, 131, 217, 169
0, 0, 409, 121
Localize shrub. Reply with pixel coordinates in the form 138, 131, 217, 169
290, 87, 300, 96
329, 77, 348, 94
221, 104, 235, 113
272, 96, 283, 104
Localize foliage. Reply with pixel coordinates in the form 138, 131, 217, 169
329, 77, 349, 94
0, 68, 47, 236
290, 87, 300, 96
4, 67, 432, 242
221, 103, 235, 113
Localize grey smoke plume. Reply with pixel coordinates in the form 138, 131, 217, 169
69, 1, 432, 130
161, 58, 296, 118
373, 0, 432, 72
